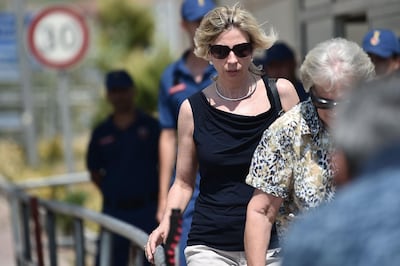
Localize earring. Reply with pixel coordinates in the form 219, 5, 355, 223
209, 61, 213, 65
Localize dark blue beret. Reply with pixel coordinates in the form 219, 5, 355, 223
105, 70, 135, 91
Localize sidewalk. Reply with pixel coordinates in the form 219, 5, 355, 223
0, 196, 16, 266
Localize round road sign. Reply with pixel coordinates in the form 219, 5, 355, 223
27, 5, 89, 70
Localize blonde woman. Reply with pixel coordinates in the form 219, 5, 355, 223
146, 4, 299, 265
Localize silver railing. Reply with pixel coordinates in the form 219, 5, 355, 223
0, 173, 166, 266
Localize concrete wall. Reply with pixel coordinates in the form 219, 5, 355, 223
298, 0, 400, 56
151, 0, 400, 60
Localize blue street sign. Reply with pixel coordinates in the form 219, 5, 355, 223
0, 12, 19, 82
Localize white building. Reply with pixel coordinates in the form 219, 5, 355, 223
153, 0, 400, 60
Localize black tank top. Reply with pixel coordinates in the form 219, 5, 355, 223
187, 78, 281, 251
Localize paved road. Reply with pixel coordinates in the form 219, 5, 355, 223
0, 196, 16, 266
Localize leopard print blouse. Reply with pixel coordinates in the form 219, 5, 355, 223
246, 99, 337, 240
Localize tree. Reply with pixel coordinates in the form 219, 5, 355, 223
95, 0, 172, 114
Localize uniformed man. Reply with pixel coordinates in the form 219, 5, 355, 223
87, 70, 160, 266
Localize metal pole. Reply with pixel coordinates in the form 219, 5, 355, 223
73, 218, 85, 266
30, 197, 45, 266
13, 0, 38, 166
99, 229, 112, 266
21, 202, 32, 262
46, 210, 58, 266
9, 193, 23, 266
57, 70, 75, 172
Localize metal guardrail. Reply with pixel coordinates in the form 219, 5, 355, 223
0, 174, 166, 266
15, 171, 91, 189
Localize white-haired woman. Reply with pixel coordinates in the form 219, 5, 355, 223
245, 37, 375, 266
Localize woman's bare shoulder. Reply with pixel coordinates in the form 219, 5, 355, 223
276, 78, 300, 112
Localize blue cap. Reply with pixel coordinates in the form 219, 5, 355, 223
398, 37, 400, 55
254, 42, 295, 66
105, 70, 134, 91
362, 29, 399, 58
181, 0, 216, 22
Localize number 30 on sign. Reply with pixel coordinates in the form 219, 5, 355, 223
27, 5, 89, 70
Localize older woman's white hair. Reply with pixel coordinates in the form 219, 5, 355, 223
300, 37, 375, 93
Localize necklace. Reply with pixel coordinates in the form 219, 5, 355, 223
215, 75, 257, 102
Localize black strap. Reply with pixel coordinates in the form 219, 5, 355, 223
262, 76, 284, 116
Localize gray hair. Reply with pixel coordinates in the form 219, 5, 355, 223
300, 38, 375, 92
333, 77, 400, 174
193, 3, 277, 75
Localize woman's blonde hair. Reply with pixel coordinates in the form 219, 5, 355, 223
194, 3, 277, 74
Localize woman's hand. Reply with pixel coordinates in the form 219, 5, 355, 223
144, 221, 169, 264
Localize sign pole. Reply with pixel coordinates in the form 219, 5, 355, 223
57, 70, 74, 173
14, 0, 38, 166
27, 5, 89, 172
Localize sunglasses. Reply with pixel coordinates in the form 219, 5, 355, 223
209, 43, 253, 59
310, 90, 341, 110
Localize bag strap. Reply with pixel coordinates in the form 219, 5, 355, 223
263, 76, 284, 116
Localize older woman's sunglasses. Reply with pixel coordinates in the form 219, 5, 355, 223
310, 90, 340, 109
209, 43, 253, 59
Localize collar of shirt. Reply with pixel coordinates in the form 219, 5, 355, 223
299, 99, 326, 137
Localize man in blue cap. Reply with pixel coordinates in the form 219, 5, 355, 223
87, 70, 160, 266
362, 28, 400, 78
156, 0, 216, 265
255, 42, 309, 101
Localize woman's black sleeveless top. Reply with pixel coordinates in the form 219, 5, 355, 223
187, 79, 281, 251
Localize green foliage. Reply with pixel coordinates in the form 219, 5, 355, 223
96, 0, 155, 69
0, 140, 26, 180
128, 47, 172, 114
39, 136, 63, 164
93, 0, 174, 117
63, 189, 88, 205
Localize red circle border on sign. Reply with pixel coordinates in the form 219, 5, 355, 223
27, 5, 89, 70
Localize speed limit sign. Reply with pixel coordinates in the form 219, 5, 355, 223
27, 5, 89, 70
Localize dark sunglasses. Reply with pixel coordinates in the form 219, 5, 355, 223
310, 90, 341, 110
209, 43, 253, 59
